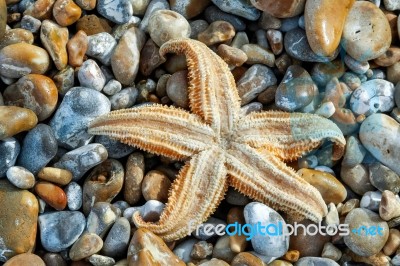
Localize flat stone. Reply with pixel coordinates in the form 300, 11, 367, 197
0, 106, 37, 140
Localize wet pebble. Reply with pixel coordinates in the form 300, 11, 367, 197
69, 233, 103, 261
6, 166, 35, 189
0, 138, 20, 177
67, 30, 88, 67
97, 0, 132, 24
35, 181, 67, 210
102, 217, 131, 258
342, 136, 367, 167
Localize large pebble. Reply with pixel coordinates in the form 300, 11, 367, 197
40, 20, 68, 70
244, 202, 289, 257
97, 0, 133, 24
3, 74, 58, 121
0, 180, 38, 261
17, 124, 57, 174
54, 143, 108, 181
350, 79, 395, 116
0, 106, 37, 140
86, 32, 117, 66
305, 0, 355, 57
69, 233, 103, 261
35, 181, 67, 210
86, 202, 117, 237
341, 164, 374, 195
78, 59, 106, 91
6, 166, 35, 189
170, 0, 210, 19
359, 114, 400, 175
39, 211, 85, 252
250, 0, 305, 18
49, 87, 111, 149
342, 1, 391, 61
211, 0, 260, 20
0, 43, 49, 78
344, 208, 389, 256
0, 138, 20, 178
102, 217, 131, 258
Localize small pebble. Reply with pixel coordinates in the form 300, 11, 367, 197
65, 181, 82, 211
212, 235, 236, 263
69, 233, 103, 261
369, 162, 400, 193
341, 164, 374, 195
67, 30, 88, 67
142, 170, 171, 203
20, 15, 41, 33
198, 21, 235, 46
53, 0, 81, 26
204, 6, 245, 31
94, 135, 135, 158
78, 59, 106, 91
139, 199, 165, 222
76, 15, 111, 35
217, 44, 248, 67
37, 167, 72, 186
295, 257, 339, 266
166, 70, 189, 108
383, 228, 400, 255
211, 0, 260, 21
103, 79, 122, 96
0, 138, 20, 178
124, 152, 145, 205
86, 32, 117, 66
241, 44, 275, 67
344, 55, 370, 75
251, 0, 305, 18
110, 87, 139, 110
174, 238, 198, 263
3, 253, 45, 266
6, 166, 35, 189
35, 181, 67, 210
360, 191, 382, 211
379, 190, 400, 221
321, 242, 342, 261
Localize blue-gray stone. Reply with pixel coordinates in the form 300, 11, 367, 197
54, 143, 108, 181
295, 257, 339, 266
95, 135, 135, 159
211, 0, 260, 21
49, 87, 111, 149
86, 202, 117, 238
110, 87, 138, 110
18, 0, 34, 13
204, 6, 245, 31
342, 136, 367, 167
280, 16, 300, 32
102, 217, 131, 258
17, 124, 57, 174
39, 211, 86, 252
97, 0, 133, 24
86, 33, 117, 66
65, 182, 82, 211
0, 137, 20, 178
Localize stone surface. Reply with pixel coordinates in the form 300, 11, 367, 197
86, 32, 117, 66
53, 0, 81, 26
102, 217, 131, 258
35, 181, 67, 210
67, 30, 88, 67
166, 70, 189, 108
0, 0, 5, 40
78, 59, 106, 91
94, 135, 134, 158
295, 257, 339, 266
211, 0, 260, 21
0, 106, 37, 140
86, 202, 117, 237
3, 253, 45, 266
170, 0, 210, 19
369, 163, 400, 193
198, 21, 235, 46
142, 170, 171, 203
250, 0, 305, 18
69, 233, 103, 261
124, 152, 145, 205
0, 138, 20, 178
40, 20, 69, 70
76, 15, 111, 35
379, 190, 400, 221
38, 167, 72, 186
65, 182, 82, 211
341, 164, 374, 195
97, 0, 133, 24
6, 166, 35, 189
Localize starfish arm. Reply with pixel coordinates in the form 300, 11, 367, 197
88, 104, 216, 160
160, 38, 242, 135
235, 111, 346, 161
132, 148, 228, 242
226, 142, 328, 223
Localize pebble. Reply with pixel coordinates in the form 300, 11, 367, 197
340, 164, 374, 195
75, 0, 95, 10
23, 0, 55, 19
3, 253, 45, 266
20, 15, 41, 33
49, 87, 111, 149
67, 30, 87, 67
379, 190, 400, 221
53, 66, 75, 95
18, 124, 58, 175
97, 0, 132, 24
86, 32, 117, 66
170, 0, 210, 19
342, 1, 391, 61
284, 28, 337, 63
0, 106, 38, 141
342, 72, 361, 90
139, 0, 170, 32
69, 233, 103, 261
250, 0, 305, 18
192, 217, 226, 240
94, 135, 134, 158
321, 242, 342, 261
191, 241, 213, 260
298, 168, 347, 204
275, 65, 315, 111
88, 254, 115, 266
350, 79, 395, 116
204, 6, 245, 31
0, 0, 5, 39
359, 114, 400, 175
198, 21, 235, 46
211, 0, 260, 20
369, 163, 400, 193
86, 202, 118, 238
102, 217, 131, 258
344, 208, 389, 256
0, 138, 20, 178
344, 55, 369, 75
315, 102, 335, 118
305, 0, 354, 57
166, 70, 189, 108
110, 87, 139, 110
38, 167, 72, 186
387, 61, 400, 84
139, 200, 165, 222
295, 257, 339, 266
311, 60, 345, 87
241, 44, 275, 67
199, 259, 230, 266
38, 211, 85, 252
140, 39, 165, 76
217, 44, 248, 67
78, 59, 106, 91
173, 238, 198, 262
124, 153, 145, 205
374, 46, 400, 67
258, 12, 281, 30
0, 28, 34, 50
103, 79, 122, 96
127, 228, 185, 265
6, 166, 35, 189
384, 0, 400, 10
53, 0, 81, 26
142, 170, 171, 202
0, 181, 38, 261
76, 15, 112, 35
212, 235, 236, 263
148, 10, 191, 46
3, 74, 58, 121
65, 182, 82, 211
383, 228, 400, 255
40, 20, 68, 70
54, 143, 108, 181
266, 29, 283, 55
342, 136, 366, 167
231, 252, 265, 266
82, 159, 124, 214
112, 27, 146, 86
360, 191, 382, 211
244, 202, 289, 257
35, 182, 67, 210
0, 43, 50, 78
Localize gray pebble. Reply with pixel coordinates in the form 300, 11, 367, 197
204, 6, 246, 31
280, 16, 300, 32
342, 136, 367, 167
341, 164, 374, 195
140, 199, 165, 222
241, 102, 263, 115
369, 162, 400, 193
369, 68, 386, 80
211, 0, 260, 21
6, 166, 35, 189
360, 191, 382, 211
102, 217, 131, 258
110, 87, 139, 110
189, 20, 209, 39
0, 137, 20, 178
383, 0, 400, 10
225, 187, 250, 206
78, 60, 106, 91
65, 182, 82, 211
17, 124, 57, 174
20, 15, 41, 33
94, 135, 135, 159
39, 211, 86, 252
86, 33, 117, 66
295, 257, 339, 266
139, 0, 170, 32
112, 201, 130, 214
86, 202, 118, 238
173, 238, 198, 263
344, 55, 369, 74
212, 235, 236, 262
53, 66, 75, 96
103, 79, 122, 96
88, 254, 115, 266
298, 15, 305, 29
97, 0, 133, 24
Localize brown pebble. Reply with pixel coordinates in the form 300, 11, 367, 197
283, 250, 300, 262
4, 253, 45, 266
69, 233, 103, 261
383, 228, 400, 256
191, 241, 213, 260
198, 21, 235, 46
258, 11, 281, 30
142, 170, 171, 203
3, 74, 58, 121
374, 46, 400, 67
0, 0, 5, 40
67, 30, 88, 67
379, 190, 400, 221
124, 153, 145, 205
53, 0, 82, 26
140, 39, 165, 76
0, 106, 38, 140
387, 61, 400, 84
23, 0, 55, 20
266, 29, 283, 55
76, 15, 112, 35
241, 44, 275, 67
217, 44, 248, 67
0, 28, 34, 50
170, 0, 210, 19
37, 167, 73, 185
231, 252, 265, 266
35, 181, 67, 210
251, 0, 305, 18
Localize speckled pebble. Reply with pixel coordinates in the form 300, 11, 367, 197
379, 190, 400, 221
102, 79, 122, 96
40, 20, 69, 70
110, 87, 139, 110
86, 32, 117, 66
88, 254, 115, 266
35, 181, 67, 210
65, 181, 82, 211
6, 166, 35, 189
86, 202, 118, 238
38, 167, 72, 185
97, 0, 132, 24
342, 136, 367, 167
78, 59, 106, 91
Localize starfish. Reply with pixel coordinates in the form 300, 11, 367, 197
88, 38, 346, 242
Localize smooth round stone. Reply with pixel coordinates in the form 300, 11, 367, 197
342, 136, 366, 167
344, 55, 369, 75
0, 180, 38, 261
124, 152, 144, 205
97, 0, 132, 24
3, 253, 45, 266
275, 65, 315, 111
251, 0, 305, 18
166, 70, 189, 108
54, 143, 108, 181
211, 0, 260, 20
305, 0, 355, 57
148, 10, 190, 47
383, 229, 400, 256
217, 44, 248, 67
94, 135, 134, 159
67, 30, 88, 67
131, 0, 150, 15
369, 163, 400, 193
350, 79, 395, 116
341, 164, 374, 195
244, 202, 289, 257
112, 27, 146, 86
173, 238, 198, 262
284, 28, 338, 62
103, 79, 122, 96
102, 217, 131, 258
298, 168, 347, 204
342, 1, 391, 61
69, 233, 103, 261
198, 21, 235, 46
82, 159, 124, 214
344, 208, 389, 256
204, 6, 245, 31
139, 0, 169, 32
110, 87, 139, 110
38, 167, 72, 185
53, 0, 81, 26
0, 43, 49, 78
86, 202, 118, 237
295, 257, 339, 266
142, 170, 171, 203
40, 19, 68, 70
35, 182, 67, 210
380, 190, 400, 221
17, 124, 57, 175
20, 15, 42, 33
39, 211, 85, 252
359, 114, 400, 175
315, 102, 335, 118
0, 138, 20, 178
65, 182, 82, 211
49, 87, 111, 149
0, 29, 34, 50
139, 200, 165, 222
86, 32, 117, 66
78, 59, 106, 91
6, 166, 35, 189
140, 39, 164, 76
3, 74, 58, 121
342, 72, 361, 90
0, 106, 37, 140
241, 44, 275, 67
170, 0, 210, 19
